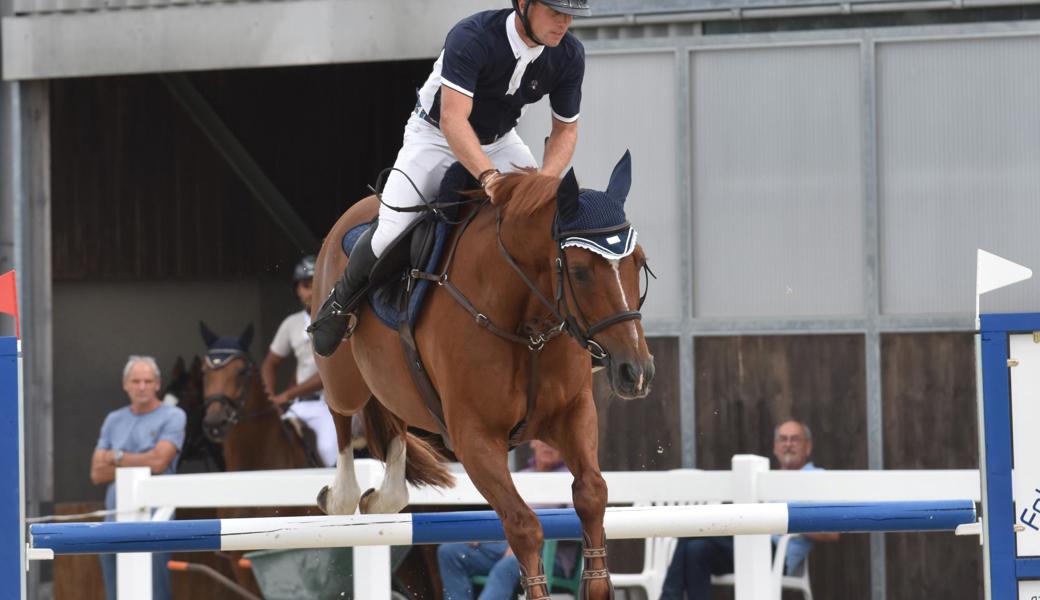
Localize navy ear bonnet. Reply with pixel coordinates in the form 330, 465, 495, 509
200, 322, 254, 369
555, 151, 638, 260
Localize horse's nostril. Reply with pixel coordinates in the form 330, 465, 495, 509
621, 362, 640, 385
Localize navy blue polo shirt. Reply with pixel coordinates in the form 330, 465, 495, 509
416, 9, 585, 141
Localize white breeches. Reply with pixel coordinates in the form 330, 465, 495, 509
283, 398, 339, 467
370, 113, 538, 257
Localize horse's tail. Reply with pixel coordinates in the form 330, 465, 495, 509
362, 399, 455, 489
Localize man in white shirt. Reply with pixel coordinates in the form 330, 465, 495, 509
261, 255, 338, 467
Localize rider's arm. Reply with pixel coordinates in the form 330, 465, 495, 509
541, 117, 578, 178
261, 350, 284, 397
440, 87, 499, 194
542, 40, 584, 177
273, 372, 324, 405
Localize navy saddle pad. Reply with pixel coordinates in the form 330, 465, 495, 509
341, 218, 450, 329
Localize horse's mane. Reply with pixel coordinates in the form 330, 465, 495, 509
495, 168, 560, 220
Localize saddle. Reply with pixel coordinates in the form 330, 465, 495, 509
340, 164, 475, 329
340, 164, 481, 450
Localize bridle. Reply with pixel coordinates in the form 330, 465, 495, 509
201, 350, 270, 440
491, 210, 653, 361
552, 219, 653, 360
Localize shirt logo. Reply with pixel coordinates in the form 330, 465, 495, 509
529, 80, 539, 92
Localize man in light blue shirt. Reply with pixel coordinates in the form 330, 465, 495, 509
660, 420, 840, 599
90, 355, 186, 600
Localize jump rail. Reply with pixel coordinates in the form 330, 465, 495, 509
30, 501, 976, 555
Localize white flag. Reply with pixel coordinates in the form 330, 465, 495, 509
977, 249, 1032, 296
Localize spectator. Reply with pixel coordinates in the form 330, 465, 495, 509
261, 255, 339, 467
437, 440, 579, 599
659, 419, 840, 599
90, 355, 186, 600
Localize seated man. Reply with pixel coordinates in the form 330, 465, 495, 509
659, 419, 839, 599
437, 440, 579, 599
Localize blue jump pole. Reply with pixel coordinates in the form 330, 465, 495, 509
1, 336, 25, 599
30, 500, 976, 556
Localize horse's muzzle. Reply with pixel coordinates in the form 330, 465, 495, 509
609, 354, 654, 400
202, 418, 232, 443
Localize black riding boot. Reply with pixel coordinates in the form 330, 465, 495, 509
308, 227, 380, 357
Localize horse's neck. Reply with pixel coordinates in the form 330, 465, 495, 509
460, 204, 558, 329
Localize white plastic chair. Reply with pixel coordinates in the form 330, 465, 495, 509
711, 534, 813, 600
609, 534, 677, 600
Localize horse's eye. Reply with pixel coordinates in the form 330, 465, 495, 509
572, 267, 592, 283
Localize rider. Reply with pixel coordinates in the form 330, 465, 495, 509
308, 0, 590, 357
262, 255, 339, 467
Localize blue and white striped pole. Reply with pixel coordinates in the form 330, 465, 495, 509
31, 500, 976, 556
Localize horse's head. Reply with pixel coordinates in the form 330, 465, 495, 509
199, 321, 257, 442
551, 151, 655, 399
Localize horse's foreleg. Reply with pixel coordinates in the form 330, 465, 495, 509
457, 435, 550, 600
317, 412, 362, 515
548, 390, 614, 600
358, 434, 410, 514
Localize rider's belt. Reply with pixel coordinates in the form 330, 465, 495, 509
414, 107, 505, 146
296, 394, 322, 402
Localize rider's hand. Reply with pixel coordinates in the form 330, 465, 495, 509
484, 172, 503, 204
270, 391, 292, 406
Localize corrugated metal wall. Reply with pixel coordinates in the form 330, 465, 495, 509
877, 34, 1040, 315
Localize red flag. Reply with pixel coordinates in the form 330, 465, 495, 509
0, 270, 19, 339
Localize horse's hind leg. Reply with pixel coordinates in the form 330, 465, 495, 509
545, 389, 614, 600
455, 434, 551, 600
359, 433, 410, 514
317, 411, 363, 515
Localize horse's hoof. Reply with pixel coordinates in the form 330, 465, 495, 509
316, 485, 331, 515
358, 487, 377, 513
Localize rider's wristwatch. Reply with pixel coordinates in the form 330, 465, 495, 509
113, 449, 124, 466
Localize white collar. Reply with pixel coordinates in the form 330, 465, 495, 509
506, 11, 544, 61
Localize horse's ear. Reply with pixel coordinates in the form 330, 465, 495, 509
239, 324, 255, 350
171, 356, 186, 379
190, 355, 202, 376
557, 168, 580, 224
606, 150, 633, 204
199, 321, 219, 348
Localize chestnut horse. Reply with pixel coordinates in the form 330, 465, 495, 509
313, 153, 654, 600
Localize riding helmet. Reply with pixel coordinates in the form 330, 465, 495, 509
292, 255, 316, 282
